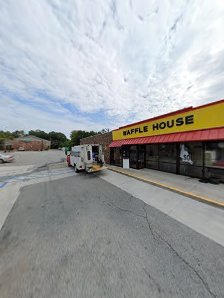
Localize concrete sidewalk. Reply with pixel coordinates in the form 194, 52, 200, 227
108, 166, 224, 208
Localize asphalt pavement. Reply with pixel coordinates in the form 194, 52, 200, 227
99, 170, 224, 247
0, 173, 224, 298
0, 149, 65, 167
0, 165, 76, 231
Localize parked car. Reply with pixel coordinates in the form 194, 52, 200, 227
18, 147, 25, 151
0, 153, 14, 163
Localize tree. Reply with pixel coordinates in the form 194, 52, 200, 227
0, 131, 14, 150
98, 128, 110, 134
62, 139, 72, 148
28, 130, 69, 149
12, 130, 25, 138
28, 130, 50, 140
0, 130, 70, 150
70, 130, 97, 146
0, 131, 14, 140
48, 131, 67, 149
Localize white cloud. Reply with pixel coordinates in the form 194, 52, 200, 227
0, 0, 223, 133
1, 97, 105, 138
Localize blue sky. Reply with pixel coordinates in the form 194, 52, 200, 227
0, 0, 224, 137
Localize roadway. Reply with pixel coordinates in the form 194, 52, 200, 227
0, 170, 224, 297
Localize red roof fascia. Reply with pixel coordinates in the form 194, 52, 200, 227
109, 127, 224, 147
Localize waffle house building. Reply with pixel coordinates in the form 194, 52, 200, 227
109, 99, 224, 181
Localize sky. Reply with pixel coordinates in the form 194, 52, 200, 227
0, 0, 224, 137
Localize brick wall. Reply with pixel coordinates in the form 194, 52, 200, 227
80, 132, 112, 163
12, 140, 50, 151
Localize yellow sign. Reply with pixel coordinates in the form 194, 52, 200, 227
112, 101, 224, 140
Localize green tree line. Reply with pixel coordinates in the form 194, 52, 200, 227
0, 128, 110, 149
0, 130, 68, 149
70, 128, 110, 146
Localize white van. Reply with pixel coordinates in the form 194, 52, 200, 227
70, 144, 106, 173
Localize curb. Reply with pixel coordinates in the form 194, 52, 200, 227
108, 167, 224, 209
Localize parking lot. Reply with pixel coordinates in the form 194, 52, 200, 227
1, 150, 224, 297
0, 149, 74, 231
0, 150, 66, 167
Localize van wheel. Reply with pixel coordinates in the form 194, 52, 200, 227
74, 165, 80, 173
0, 159, 3, 164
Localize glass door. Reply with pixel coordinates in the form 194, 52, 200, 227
129, 145, 138, 169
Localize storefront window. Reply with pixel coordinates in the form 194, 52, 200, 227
159, 143, 176, 163
179, 142, 203, 178
158, 143, 176, 173
180, 142, 202, 166
145, 144, 158, 169
205, 142, 224, 168
110, 147, 122, 166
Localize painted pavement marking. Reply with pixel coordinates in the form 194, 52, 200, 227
0, 168, 75, 189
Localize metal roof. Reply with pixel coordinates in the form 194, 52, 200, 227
17, 135, 50, 142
